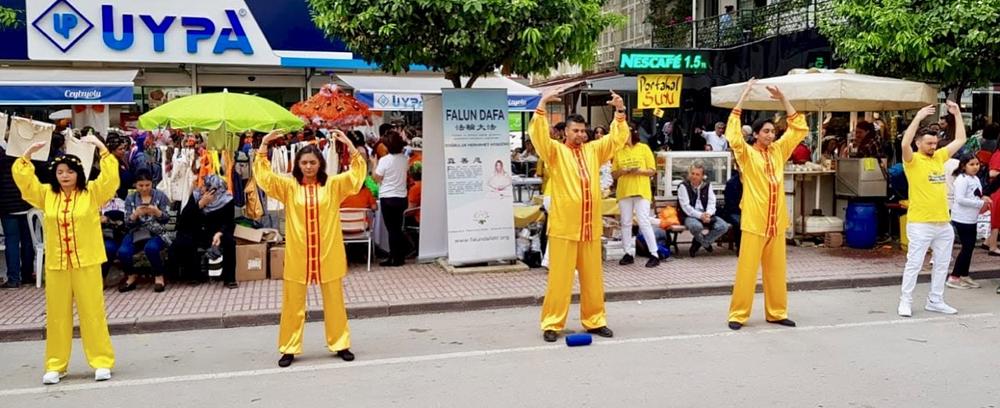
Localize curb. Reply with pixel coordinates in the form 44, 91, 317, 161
3, 269, 999, 343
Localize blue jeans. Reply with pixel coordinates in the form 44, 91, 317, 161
2, 214, 35, 286
684, 215, 731, 247
117, 233, 166, 277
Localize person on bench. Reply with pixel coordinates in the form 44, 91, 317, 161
677, 161, 730, 257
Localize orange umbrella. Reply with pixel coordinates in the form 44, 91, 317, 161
291, 84, 371, 127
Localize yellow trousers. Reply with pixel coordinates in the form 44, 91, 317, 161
45, 265, 114, 372
540, 237, 607, 331
278, 279, 350, 354
728, 232, 789, 324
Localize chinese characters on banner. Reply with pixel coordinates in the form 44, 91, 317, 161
637, 74, 683, 109
441, 89, 516, 265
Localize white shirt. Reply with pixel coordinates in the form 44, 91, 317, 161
375, 153, 409, 198
704, 131, 728, 152
951, 173, 984, 224
677, 181, 717, 218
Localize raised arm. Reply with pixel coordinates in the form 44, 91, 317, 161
87, 134, 121, 205
12, 142, 49, 209
943, 101, 967, 157
725, 79, 756, 163
329, 130, 367, 198
902, 105, 936, 163
529, 88, 563, 163
764, 86, 809, 160
253, 130, 295, 203
592, 91, 631, 164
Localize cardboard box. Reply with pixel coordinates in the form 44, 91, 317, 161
235, 242, 268, 282
234, 224, 264, 243
269, 245, 285, 280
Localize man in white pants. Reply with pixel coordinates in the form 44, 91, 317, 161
898, 101, 967, 317
612, 130, 661, 267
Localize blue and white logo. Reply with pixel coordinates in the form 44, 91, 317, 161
32, 0, 95, 52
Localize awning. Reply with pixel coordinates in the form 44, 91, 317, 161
0, 68, 138, 105
337, 74, 540, 112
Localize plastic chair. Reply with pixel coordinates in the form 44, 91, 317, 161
341, 208, 373, 271
27, 209, 44, 288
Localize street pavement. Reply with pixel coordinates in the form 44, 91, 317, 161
4, 244, 999, 341
1, 283, 998, 407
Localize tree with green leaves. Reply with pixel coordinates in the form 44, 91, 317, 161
819, 0, 1000, 99
307, 0, 624, 88
0, 6, 21, 28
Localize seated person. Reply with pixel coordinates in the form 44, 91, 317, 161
101, 198, 126, 279
169, 175, 238, 288
117, 170, 172, 293
406, 163, 422, 225
720, 167, 743, 249
676, 161, 730, 257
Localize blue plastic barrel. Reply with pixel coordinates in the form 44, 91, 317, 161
844, 202, 878, 249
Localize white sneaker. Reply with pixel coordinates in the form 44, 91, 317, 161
42, 371, 66, 385
94, 368, 111, 381
960, 276, 981, 288
925, 301, 958, 315
898, 301, 912, 317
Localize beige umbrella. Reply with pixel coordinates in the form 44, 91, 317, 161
710, 68, 938, 112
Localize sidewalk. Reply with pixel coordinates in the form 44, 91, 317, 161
2, 245, 998, 342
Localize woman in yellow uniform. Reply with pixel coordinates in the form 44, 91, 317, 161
14, 135, 119, 384
724, 79, 808, 330
530, 89, 630, 342
612, 129, 660, 268
254, 129, 366, 367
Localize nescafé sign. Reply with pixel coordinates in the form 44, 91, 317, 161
618, 49, 709, 75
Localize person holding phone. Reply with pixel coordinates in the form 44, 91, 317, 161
117, 169, 172, 293
612, 126, 661, 267
255, 129, 366, 367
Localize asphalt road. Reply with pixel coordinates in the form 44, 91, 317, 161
2, 282, 999, 408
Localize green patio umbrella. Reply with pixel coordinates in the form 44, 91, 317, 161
137, 90, 304, 133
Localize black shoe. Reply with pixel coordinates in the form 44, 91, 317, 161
543, 330, 558, 342
0, 281, 20, 289
336, 349, 355, 361
224, 281, 239, 289
586, 326, 614, 338
118, 281, 137, 293
619, 254, 635, 266
645, 257, 660, 268
689, 241, 701, 258
704, 244, 714, 253
153, 283, 165, 293
767, 319, 796, 327
728, 321, 743, 330
278, 354, 294, 367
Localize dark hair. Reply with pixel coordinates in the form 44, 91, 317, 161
855, 121, 875, 137
952, 154, 979, 177
378, 123, 394, 137
983, 123, 1000, 142
585, 128, 596, 142
594, 126, 608, 135
348, 130, 366, 148
292, 144, 328, 186
916, 127, 938, 141
566, 114, 587, 127
134, 169, 154, 183
385, 130, 406, 154
553, 121, 567, 132
751, 118, 774, 135
629, 127, 641, 145
48, 154, 88, 193
410, 163, 422, 181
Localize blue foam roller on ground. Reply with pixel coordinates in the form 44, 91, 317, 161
565, 333, 592, 347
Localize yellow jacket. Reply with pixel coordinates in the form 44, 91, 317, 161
529, 111, 629, 242
13, 153, 119, 270
724, 110, 808, 237
253, 150, 366, 284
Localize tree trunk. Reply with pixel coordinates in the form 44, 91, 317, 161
445, 72, 461, 88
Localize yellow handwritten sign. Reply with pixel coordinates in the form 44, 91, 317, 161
637, 74, 682, 109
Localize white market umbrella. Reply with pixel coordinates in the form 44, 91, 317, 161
48, 109, 72, 120
710, 68, 938, 112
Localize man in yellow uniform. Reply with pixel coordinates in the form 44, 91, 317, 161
724, 79, 808, 330
531, 89, 630, 342
898, 102, 966, 317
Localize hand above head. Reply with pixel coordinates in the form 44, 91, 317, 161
914, 105, 936, 121
765, 85, 785, 101
945, 100, 961, 116
261, 130, 285, 146
24, 141, 47, 157
735, 78, 757, 109
608, 91, 625, 112
540, 88, 563, 106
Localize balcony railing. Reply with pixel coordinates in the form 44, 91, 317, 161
653, 0, 832, 49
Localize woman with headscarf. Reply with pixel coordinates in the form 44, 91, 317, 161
254, 129, 366, 367
13, 135, 119, 384
169, 174, 237, 288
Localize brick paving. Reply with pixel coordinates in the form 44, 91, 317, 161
2, 244, 998, 341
